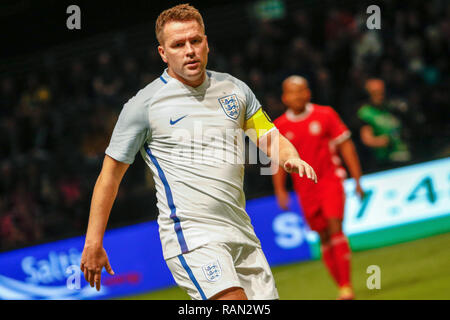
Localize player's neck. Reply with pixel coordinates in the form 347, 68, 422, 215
291, 103, 310, 115
291, 108, 307, 115
167, 68, 206, 88
286, 103, 313, 121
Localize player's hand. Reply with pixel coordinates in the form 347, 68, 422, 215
275, 190, 291, 211
80, 245, 115, 291
284, 159, 317, 183
355, 182, 365, 200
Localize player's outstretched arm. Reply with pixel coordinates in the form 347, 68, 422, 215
259, 129, 317, 183
80, 155, 129, 291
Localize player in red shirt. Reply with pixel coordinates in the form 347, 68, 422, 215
272, 75, 364, 300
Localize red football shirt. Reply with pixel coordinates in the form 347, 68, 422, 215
274, 103, 351, 195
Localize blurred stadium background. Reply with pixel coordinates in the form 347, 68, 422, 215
0, 0, 449, 300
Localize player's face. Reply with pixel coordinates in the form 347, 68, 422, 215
158, 20, 209, 87
281, 81, 311, 113
368, 86, 385, 105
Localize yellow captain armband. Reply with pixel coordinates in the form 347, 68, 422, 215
244, 108, 276, 143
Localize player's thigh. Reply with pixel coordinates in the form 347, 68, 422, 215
234, 245, 279, 300
210, 286, 247, 300
321, 181, 346, 221
165, 243, 242, 300
298, 193, 327, 233
304, 206, 328, 233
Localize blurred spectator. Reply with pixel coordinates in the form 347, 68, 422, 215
0, 77, 18, 118
121, 57, 141, 100
65, 59, 91, 102
80, 103, 117, 163
314, 68, 333, 106
0, 199, 27, 251
1, 179, 43, 250
248, 68, 266, 101
357, 79, 411, 169
92, 51, 123, 106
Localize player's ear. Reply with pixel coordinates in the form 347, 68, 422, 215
205, 35, 209, 54
281, 93, 288, 107
306, 88, 312, 101
158, 45, 168, 64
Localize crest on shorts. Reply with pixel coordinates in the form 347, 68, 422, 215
218, 94, 240, 120
202, 260, 222, 282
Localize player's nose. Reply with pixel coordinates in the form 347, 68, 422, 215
185, 43, 195, 56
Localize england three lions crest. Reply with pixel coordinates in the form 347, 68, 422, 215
202, 260, 222, 282
219, 94, 240, 120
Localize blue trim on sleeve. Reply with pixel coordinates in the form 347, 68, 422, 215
178, 255, 207, 300
144, 143, 189, 254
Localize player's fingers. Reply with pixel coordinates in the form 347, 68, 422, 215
86, 269, 91, 285
277, 198, 285, 210
89, 270, 96, 288
310, 167, 317, 183
80, 262, 85, 273
308, 167, 317, 183
298, 164, 304, 177
84, 267, 90, 283
105, 259, 115, 276
305, 166, 312, 179
94, 270, 101, 291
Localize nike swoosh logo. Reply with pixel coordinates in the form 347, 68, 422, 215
170, 115, 187, 125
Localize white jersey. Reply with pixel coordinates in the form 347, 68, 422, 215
106, 69, 265, 260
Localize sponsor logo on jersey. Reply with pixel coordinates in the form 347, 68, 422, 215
170, 115, 187, 125
218, 94, 240, 120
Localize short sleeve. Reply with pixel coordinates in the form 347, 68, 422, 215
235, 79, 262, 120
357, 105, 373, 125
105, 99, 150, 164
327, 107, 351, 144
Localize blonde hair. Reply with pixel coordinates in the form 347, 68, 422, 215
155, 3, 205, 44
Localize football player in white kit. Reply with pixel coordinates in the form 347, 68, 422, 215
80, 3, 317, 300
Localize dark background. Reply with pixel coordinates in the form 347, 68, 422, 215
1, 0, 449, 252
1, 0, 257, 59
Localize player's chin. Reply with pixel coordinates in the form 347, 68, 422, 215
183, 68, 205, 81
184, 65, 203, 76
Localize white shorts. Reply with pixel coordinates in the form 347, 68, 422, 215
166, 242, 279, 300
